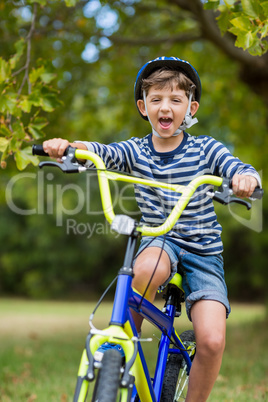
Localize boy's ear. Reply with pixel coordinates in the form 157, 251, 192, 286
191, 101, 199, 116
137, 100, 147, 117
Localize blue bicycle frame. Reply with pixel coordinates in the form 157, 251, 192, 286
80, 232, 192, 402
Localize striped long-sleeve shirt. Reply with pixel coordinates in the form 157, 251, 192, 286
79, 132, 260, 255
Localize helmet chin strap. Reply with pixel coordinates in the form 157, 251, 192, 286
143, 88, 198, 138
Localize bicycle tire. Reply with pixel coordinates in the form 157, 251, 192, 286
160, 330, 196, 402
91, 349, 123, 402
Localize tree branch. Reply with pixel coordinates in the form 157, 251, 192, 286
17, 2, 37, 95
168, 0, 267, 69
109, 32, 201, 46
131, 3, 181, 17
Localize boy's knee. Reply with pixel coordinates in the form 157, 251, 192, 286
134, 248, 170, 277
134, 258, 152, 280
134, 260, 169, 284
197, 333, 225, 358
133, 248, 171, 292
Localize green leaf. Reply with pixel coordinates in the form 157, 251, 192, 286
228, 26, 241, 36
30, 64, 56, 85
28, 126, 44, 139
260, 23, 268, 38
248, 38, 268, 56
30, 117, 48, 131
241, 0, 261, 18
9, 39, 26, 70
9, 137, 21, 153
40, 72, 56, 84
231, 2, 243, 13
29, 66, 45, 85
19, 97, 33, 113
217, 9, 231, 33
40, 93, 63, 112
235, 30, 255, 49
261, 1, 268, 18
262, 41, 268, 53
221, 1, 236, 10
0, 137, 9, 153
230, 16, 252, 31
28, 90, 43, 107
28, 117, 48, 139
15, 147, 40, 170
0, 58, 11, 83
204, 0, 220, 10
40, 96, 57, 112
0, 125, 12, 137
0, 92, 17, 114
12, 121, 26, 140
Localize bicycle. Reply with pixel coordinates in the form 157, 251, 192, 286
32, 144, 263, 402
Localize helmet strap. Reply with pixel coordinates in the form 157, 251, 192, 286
178, 86, 198, 131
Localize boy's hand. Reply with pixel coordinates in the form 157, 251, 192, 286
43, 138, 71, 162
232, 174, 258, 198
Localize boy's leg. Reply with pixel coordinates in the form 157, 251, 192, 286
131, 246, 171, 332
186, 300, 226, 402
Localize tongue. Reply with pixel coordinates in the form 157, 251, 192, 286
160, 118, 172, 128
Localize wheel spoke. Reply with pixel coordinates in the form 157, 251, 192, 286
175, 365, 188, 400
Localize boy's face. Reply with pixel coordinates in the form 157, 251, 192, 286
137, 83, 199, 139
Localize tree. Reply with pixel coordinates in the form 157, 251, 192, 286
0, 0, 267, 169
0, 0, 267, 301
205, 0, 268, 56
106, 0, 268, 102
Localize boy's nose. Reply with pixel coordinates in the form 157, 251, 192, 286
160, 100, 171, 112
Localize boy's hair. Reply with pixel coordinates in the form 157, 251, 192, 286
141, 68, 196, 101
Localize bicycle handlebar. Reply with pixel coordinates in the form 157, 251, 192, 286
32, 144, 49, 157
32, 145, 263, 237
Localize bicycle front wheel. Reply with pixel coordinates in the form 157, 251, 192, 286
92, 349, 123, 402
160, 330, 196, 402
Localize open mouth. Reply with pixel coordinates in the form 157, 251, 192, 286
159, 117, 173, 129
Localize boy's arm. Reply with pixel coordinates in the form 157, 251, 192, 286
203, 137, 261, 198
232, 174, 258, 198
43, 138, 131, 172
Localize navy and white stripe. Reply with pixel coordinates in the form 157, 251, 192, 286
80, 133, 260, 255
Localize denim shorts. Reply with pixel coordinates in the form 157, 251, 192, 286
137, 236, 231, 321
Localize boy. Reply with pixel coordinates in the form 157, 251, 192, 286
43, 57, 260, 401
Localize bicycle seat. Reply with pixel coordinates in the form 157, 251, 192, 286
169, 273, 184, 292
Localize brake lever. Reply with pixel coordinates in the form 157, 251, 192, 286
39, 146, 86, 173
207, 178, 252, 210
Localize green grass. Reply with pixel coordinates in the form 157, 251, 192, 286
0, 299, 267, 401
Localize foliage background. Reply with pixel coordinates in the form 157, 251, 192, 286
0, 0, 267, 302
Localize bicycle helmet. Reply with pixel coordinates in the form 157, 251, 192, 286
134, 56, 202, 122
